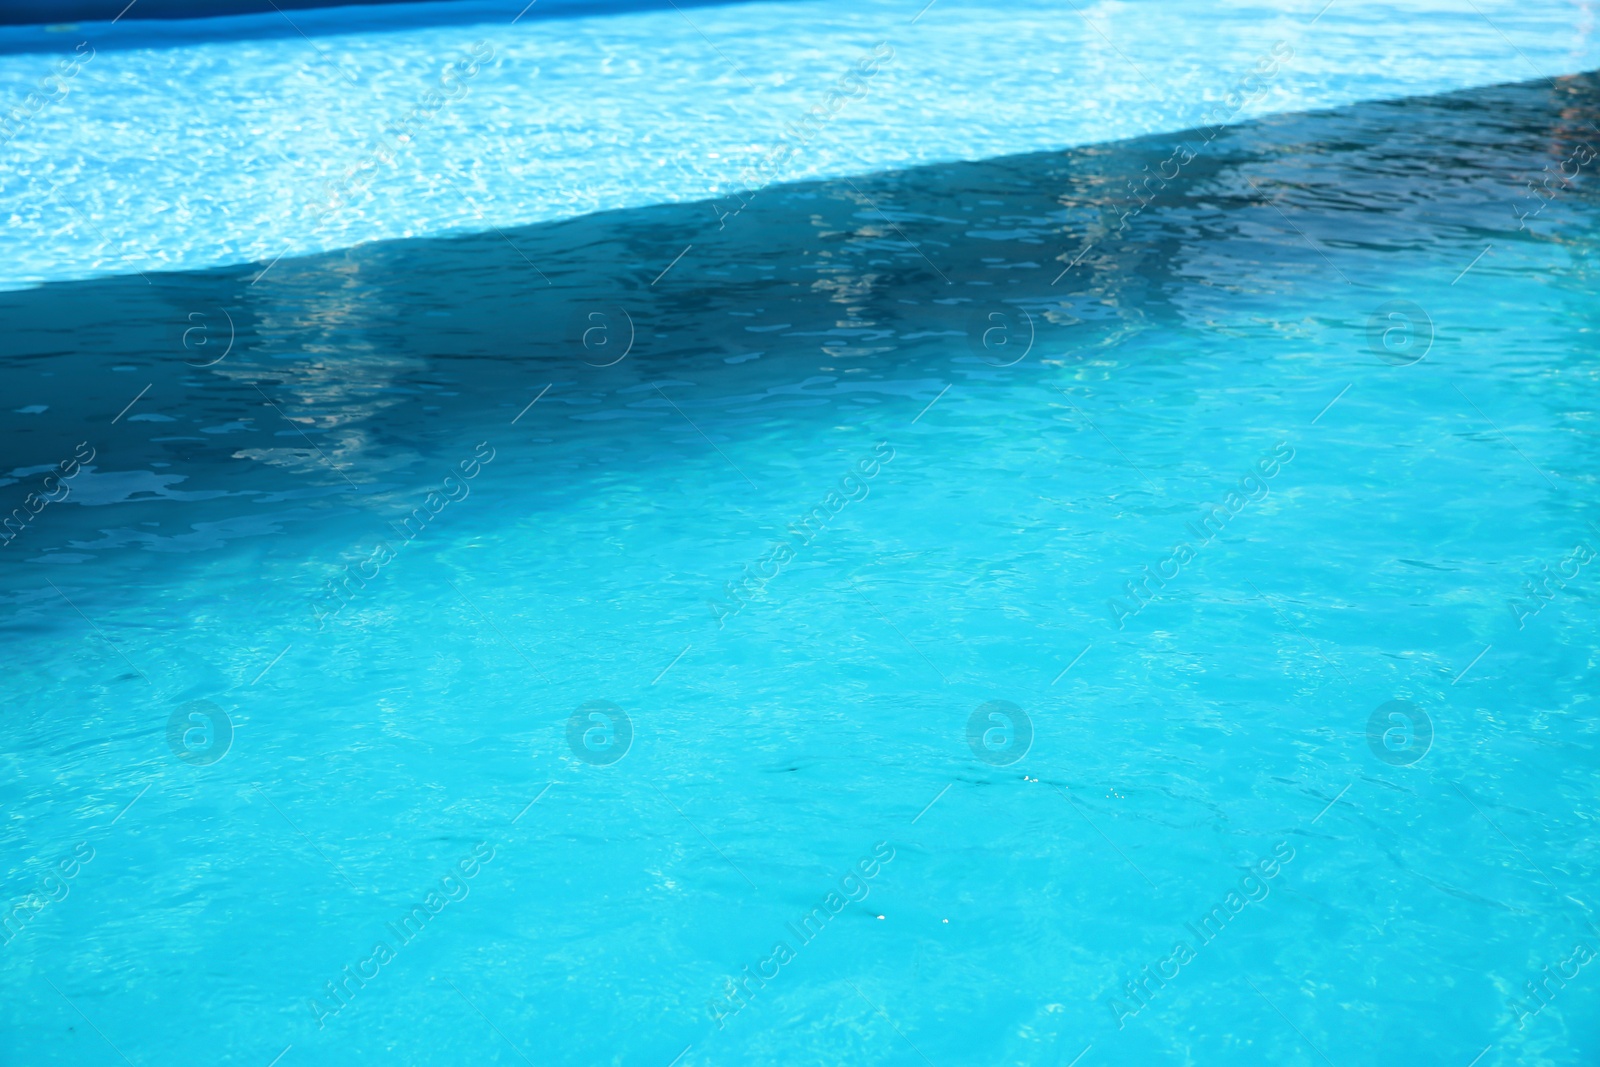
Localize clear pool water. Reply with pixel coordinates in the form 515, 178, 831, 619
1, 0, 1599, 288
3, 5, 1600, 1067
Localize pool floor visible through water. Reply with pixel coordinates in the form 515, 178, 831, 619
2, 73, 1599, 1066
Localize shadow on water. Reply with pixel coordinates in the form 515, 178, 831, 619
1, 70, 1597, 590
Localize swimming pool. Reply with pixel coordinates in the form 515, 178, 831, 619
3, 2, 1599, 1065
2, 0, 1598, 288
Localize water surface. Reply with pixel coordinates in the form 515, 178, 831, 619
2, 72, 1599, 1067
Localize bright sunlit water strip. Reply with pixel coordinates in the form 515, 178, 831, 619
3, 63, 1599, 1064
0, 0, 1598, 288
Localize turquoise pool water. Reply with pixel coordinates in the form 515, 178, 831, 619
4, 4, 1600, 1067
1, 0, 1599, 288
